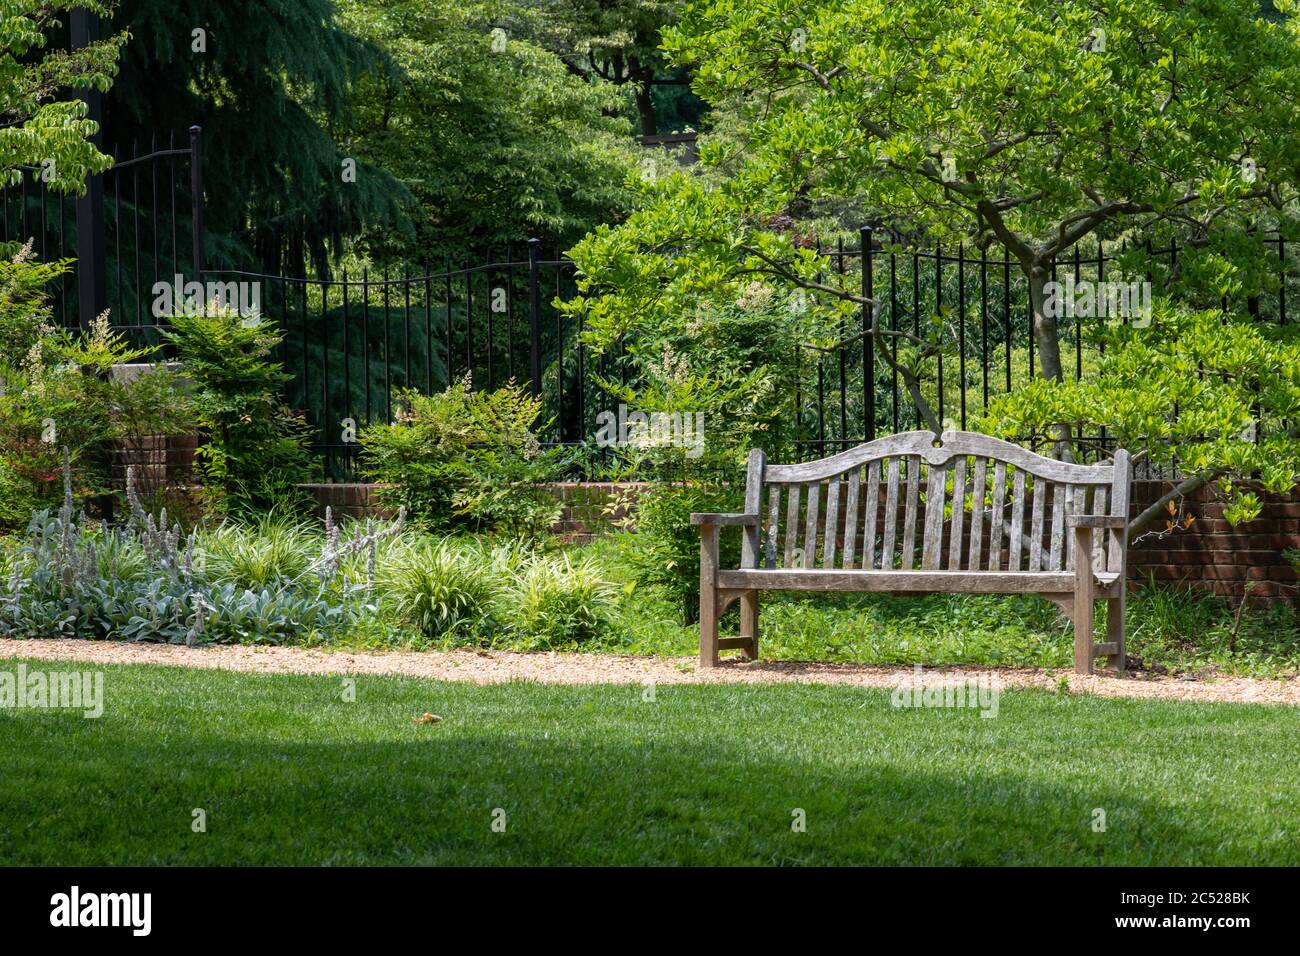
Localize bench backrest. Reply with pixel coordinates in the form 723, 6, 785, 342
744, 430, 1130, 574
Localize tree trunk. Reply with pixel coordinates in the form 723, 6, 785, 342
1027, 262, 1064, 384
1027, 261, 1074, 459
634, 81, 658, 137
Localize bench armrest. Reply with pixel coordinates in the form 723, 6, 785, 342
690, 512, 760, 527
1068, 515, 1128, 530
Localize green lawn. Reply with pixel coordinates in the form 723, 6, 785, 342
2, 656, 1297, 865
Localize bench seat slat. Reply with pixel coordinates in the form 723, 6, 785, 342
863, 460, 880, 569
1029, 477, 1046, 571
989, 461, 1007, 571
1008, 468, 1026, 571
967, 458, 987, 571
783, 483, 801, 568
921, 462, 946, 570
881, 458, 900, 570
841, 469, 860, 568
718, 568, 1122, 594
803, 481, 820, 569
1049, 483, 1066, 571
901, 457, 920, 569
947, 457, 966, 570
823, 477, 841, 568
765, 485, 781, 569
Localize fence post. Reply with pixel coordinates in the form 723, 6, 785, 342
527, 237, 542, 398
861, 225, 875, 442
189, 125, 206, 281
72, 8, 106, 330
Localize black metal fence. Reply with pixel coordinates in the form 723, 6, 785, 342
0, 129, 204, 335
206, 243, 635, 480
792, 228, 1296, 472
10, 117, 1290, 483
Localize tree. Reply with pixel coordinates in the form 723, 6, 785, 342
566, 0, 1300, 530
101, 0, 411, 274
336, 0, 641, 262
0, 0, 123, 202
508, 0, 692, 136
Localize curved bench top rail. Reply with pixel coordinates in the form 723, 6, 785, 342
763, 430, 1118, 485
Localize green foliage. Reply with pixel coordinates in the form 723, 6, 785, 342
0, 0, 123, 206
614, 482, 741, 623
0, 252, 195, 523
568, 0, 1300, 453
161, 302, 315, 517
505, 551, 620, 648
104, 0, 409, 272
378, 537, 502, 641
985, 301, 1300, 525
336, 0, 640, 264
360, 377, 567, 537
505, 0, 695, 136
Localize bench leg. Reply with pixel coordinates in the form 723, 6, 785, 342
698, 524, 720, 668
1107, 586, 1126, 673
739, 591, 759, 661
1073, 526, 1095, 675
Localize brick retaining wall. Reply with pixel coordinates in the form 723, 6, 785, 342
299, 479, 1299, 603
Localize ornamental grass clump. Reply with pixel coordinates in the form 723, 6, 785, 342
502, 552, 620, 649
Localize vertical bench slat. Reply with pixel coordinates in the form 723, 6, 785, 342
742, 448, 765, 568
921, 463, 947, 570
823, 477, 841, 568
967, 458, 987, 571
1007, 469, 1026, 571
988, 462, 1007, 571
862, 460, 880, 569
1029, 477, 1046, 571
765, 485, 780, 569
1092, 487, 1108, 571
783, 483, 801, 568
947, 456, 967, 570
901, 457, 921, 570
1108, 450, 1131, 575
841, 468, 860, 568
1067, 485, 1086, 570
881, 458, 900, 570
1049, 483, 1066, 571
803, 481, 821, 569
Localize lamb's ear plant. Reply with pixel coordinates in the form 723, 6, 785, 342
0, 451, 407, 646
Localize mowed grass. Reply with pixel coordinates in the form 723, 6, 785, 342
1, 657, 1297, 866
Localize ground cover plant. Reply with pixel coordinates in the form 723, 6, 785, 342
0, 659, 1296, 865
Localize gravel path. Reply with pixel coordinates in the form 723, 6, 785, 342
2, 638, 1297, 705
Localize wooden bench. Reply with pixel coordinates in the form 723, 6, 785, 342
691, 430, 1131, 675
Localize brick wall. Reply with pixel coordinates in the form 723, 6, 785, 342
299, 479, 1300, 603
300, 483, 393, 522
1127, 481, 1299, 602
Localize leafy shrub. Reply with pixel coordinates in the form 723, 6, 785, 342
503, 552, 620, 649
361, 377, 567, 537
615, 482, 743, 624
161, 301, 314, 516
